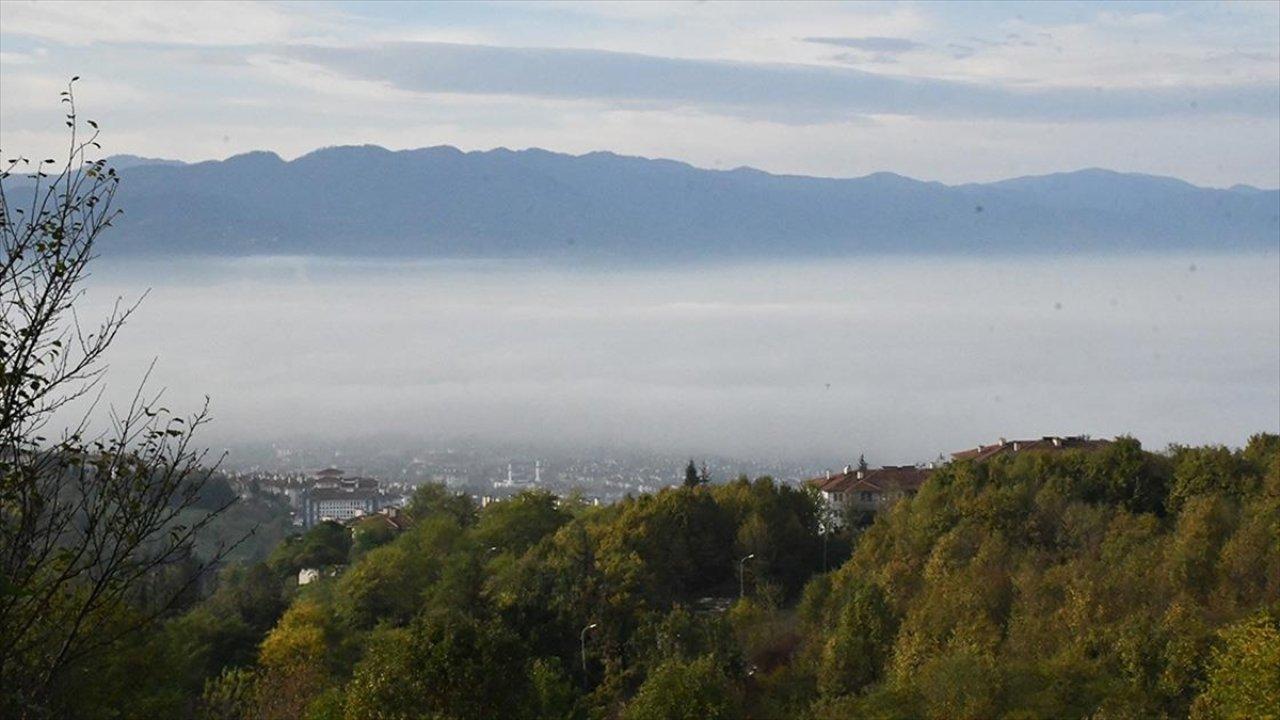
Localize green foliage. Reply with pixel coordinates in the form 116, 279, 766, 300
685, 459, 702, 487
350, 516, 398, 557
1191, 611, 1280, 719
1084, 436, 1171, 514
528, 657, 581, 720
269, 521, 352, 576
406, 482, 478, 527
1169, 444, 1255, 513
916, 648, 1001, 720
622, 655, 739, 720
632, 605, 741, 677
714, 476, 822, 598
595, 487, 736, 605
802, 438, 1280, 719
335, 516, 466, 628
474, 489, 571, 556
200, 667, 258, 720
52, 435, 1280, 720
344, 610, 532, 720
816, 579, 896, 697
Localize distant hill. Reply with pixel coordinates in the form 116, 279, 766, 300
26, 146, 1280, 258
100, 154, 187, 171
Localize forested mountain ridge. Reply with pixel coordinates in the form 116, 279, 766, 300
52, 434, 1280, 719
44, 147, 1280, 259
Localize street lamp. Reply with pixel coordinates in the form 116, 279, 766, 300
581, 622, 598, 674
739, 553, 756, 599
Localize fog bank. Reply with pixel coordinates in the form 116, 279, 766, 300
75, 254, 1280, 464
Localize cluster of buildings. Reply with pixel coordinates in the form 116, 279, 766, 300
237, 467, 404, 528
811, 435, 1112, 524
238, 435, 1114, 532
300, 468, 394, 527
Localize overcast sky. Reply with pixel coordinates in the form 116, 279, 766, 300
2, 1, 1278, 187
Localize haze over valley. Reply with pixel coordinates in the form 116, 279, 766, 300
82, 250, 1279, 471
6, 3, 1280, 718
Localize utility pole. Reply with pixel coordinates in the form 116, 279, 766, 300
581, 622, 598, 674
739, 553, 755, 600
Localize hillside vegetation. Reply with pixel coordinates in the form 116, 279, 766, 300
58, 435, 1280, 719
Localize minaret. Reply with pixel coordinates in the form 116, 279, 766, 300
535, 460, 541, 484
507, 462, 513, 485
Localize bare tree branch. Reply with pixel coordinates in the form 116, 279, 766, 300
1, 79, 238, 718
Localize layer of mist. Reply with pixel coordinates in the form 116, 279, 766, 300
73, 253, 1279, 465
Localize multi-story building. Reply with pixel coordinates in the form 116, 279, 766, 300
302, 487, 384, 526
301, 469, 387, 527
810, 464, 933, 523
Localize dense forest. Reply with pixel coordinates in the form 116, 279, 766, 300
40, 434, 1280, 719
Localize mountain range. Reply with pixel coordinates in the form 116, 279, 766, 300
18, 145, 1280, 259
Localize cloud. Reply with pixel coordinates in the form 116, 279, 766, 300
0, 0, 340, 46
284, 41, 1280, 123
2, 3, 1276, 186
803, 36, 924, 53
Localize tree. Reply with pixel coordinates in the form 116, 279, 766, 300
1191, 612, 1280, 719
350, 515, 397, 557
199, 667, 258, 720
268, 520, 351, 575
474, 489, 571, 556
344, 610, 533, 720
253, 599, 334, 720
527, 656, 579, 720
406, 482, 477, 527
623, 655, 739, 720
817, 579, 897, 697
0, 81, 234, 716
685, 459, 701, 487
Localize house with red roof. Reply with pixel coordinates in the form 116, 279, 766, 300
951, 435, 1112, 462
809, 464, 933, 522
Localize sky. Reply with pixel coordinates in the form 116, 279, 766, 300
2, 0, 1278, 187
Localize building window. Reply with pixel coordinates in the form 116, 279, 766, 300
860, 491, 873, 502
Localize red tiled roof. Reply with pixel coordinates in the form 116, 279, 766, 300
951, 436, 1112, 461
350, 511, 406, 531
809, 465, 932, 494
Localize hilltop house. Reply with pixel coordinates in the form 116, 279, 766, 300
951, 435, 1111, 462
810, 464, 933, 524
810, 436, 1111, 527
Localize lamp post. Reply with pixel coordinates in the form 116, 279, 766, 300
581, 622, 598, 674
739, 553, 755, 599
